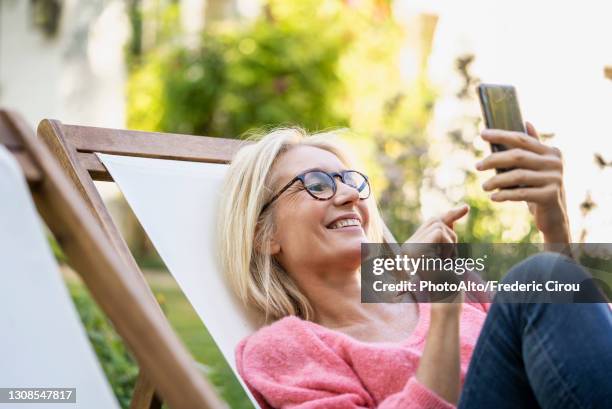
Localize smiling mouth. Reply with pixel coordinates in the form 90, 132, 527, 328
327, 218, 362, 230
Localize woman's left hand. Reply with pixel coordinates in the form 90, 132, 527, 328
476, 121, 571, 243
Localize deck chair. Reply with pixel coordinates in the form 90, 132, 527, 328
0, 146, 120, 408
38, 118, 398, 409
0, 110, 225, 409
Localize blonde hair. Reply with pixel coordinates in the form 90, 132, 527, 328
217, 127, 384, 322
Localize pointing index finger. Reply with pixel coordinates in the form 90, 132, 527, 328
441, 204, 470, 227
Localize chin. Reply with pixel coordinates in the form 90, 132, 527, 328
325, 227, 368, 264
338, 242, 364, 266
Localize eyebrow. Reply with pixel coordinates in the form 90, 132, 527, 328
298, 167, 325, 174
298, 166, 347, 174
274, 166, 349, 190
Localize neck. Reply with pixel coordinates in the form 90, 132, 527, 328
292, 267, 386, 329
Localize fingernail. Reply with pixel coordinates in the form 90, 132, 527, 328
476, 161, 483, 170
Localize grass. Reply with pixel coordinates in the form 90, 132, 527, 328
145, 270, 253, 409
64, 267, 253, 409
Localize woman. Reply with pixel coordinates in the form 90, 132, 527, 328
217, 124, 611, 408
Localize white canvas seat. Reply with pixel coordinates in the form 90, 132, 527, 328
98, 153, 262, 408
0, 146, 120, 409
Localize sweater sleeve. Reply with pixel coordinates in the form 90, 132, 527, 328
235, 318, 455, 409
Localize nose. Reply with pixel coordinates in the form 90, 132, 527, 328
332, 176, 360, 206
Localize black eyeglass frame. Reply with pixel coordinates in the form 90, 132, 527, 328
261, 169, 370, 213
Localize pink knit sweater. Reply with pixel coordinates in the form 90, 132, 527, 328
236, 302, 489, 408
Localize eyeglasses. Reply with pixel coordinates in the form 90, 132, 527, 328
261, 169, 371, 213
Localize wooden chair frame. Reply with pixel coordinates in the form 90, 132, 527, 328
33, 117, 397, 409
0, 109, 225, 409
35, 118, 252, 409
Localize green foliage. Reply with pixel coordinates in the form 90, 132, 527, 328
128, 0, 352, 137
47, 232, 67, 264
67, 281, 138, 409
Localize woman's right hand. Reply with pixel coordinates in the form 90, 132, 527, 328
401, 205, 469, 309
402, 204, 469, 246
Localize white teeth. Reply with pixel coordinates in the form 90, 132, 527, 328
329, 218, 361, 229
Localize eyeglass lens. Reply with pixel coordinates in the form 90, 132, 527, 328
303, 171, 369, 199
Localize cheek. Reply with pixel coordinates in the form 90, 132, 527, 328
276, 201, 327, 244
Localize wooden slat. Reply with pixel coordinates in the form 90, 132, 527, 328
0, 112, 226, 409
62, 123, 248, 163
605, 66, 612, 80
60, 123, 250, 181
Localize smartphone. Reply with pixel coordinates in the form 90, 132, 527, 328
477, 84, 525, 174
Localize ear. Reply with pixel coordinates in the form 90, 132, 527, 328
257, 236, 280, 256
254, 222, 281, 256
268, 236, 281, 256
264, 224, 281, 255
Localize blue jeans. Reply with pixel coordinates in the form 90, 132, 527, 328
458, 252, 612, 409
